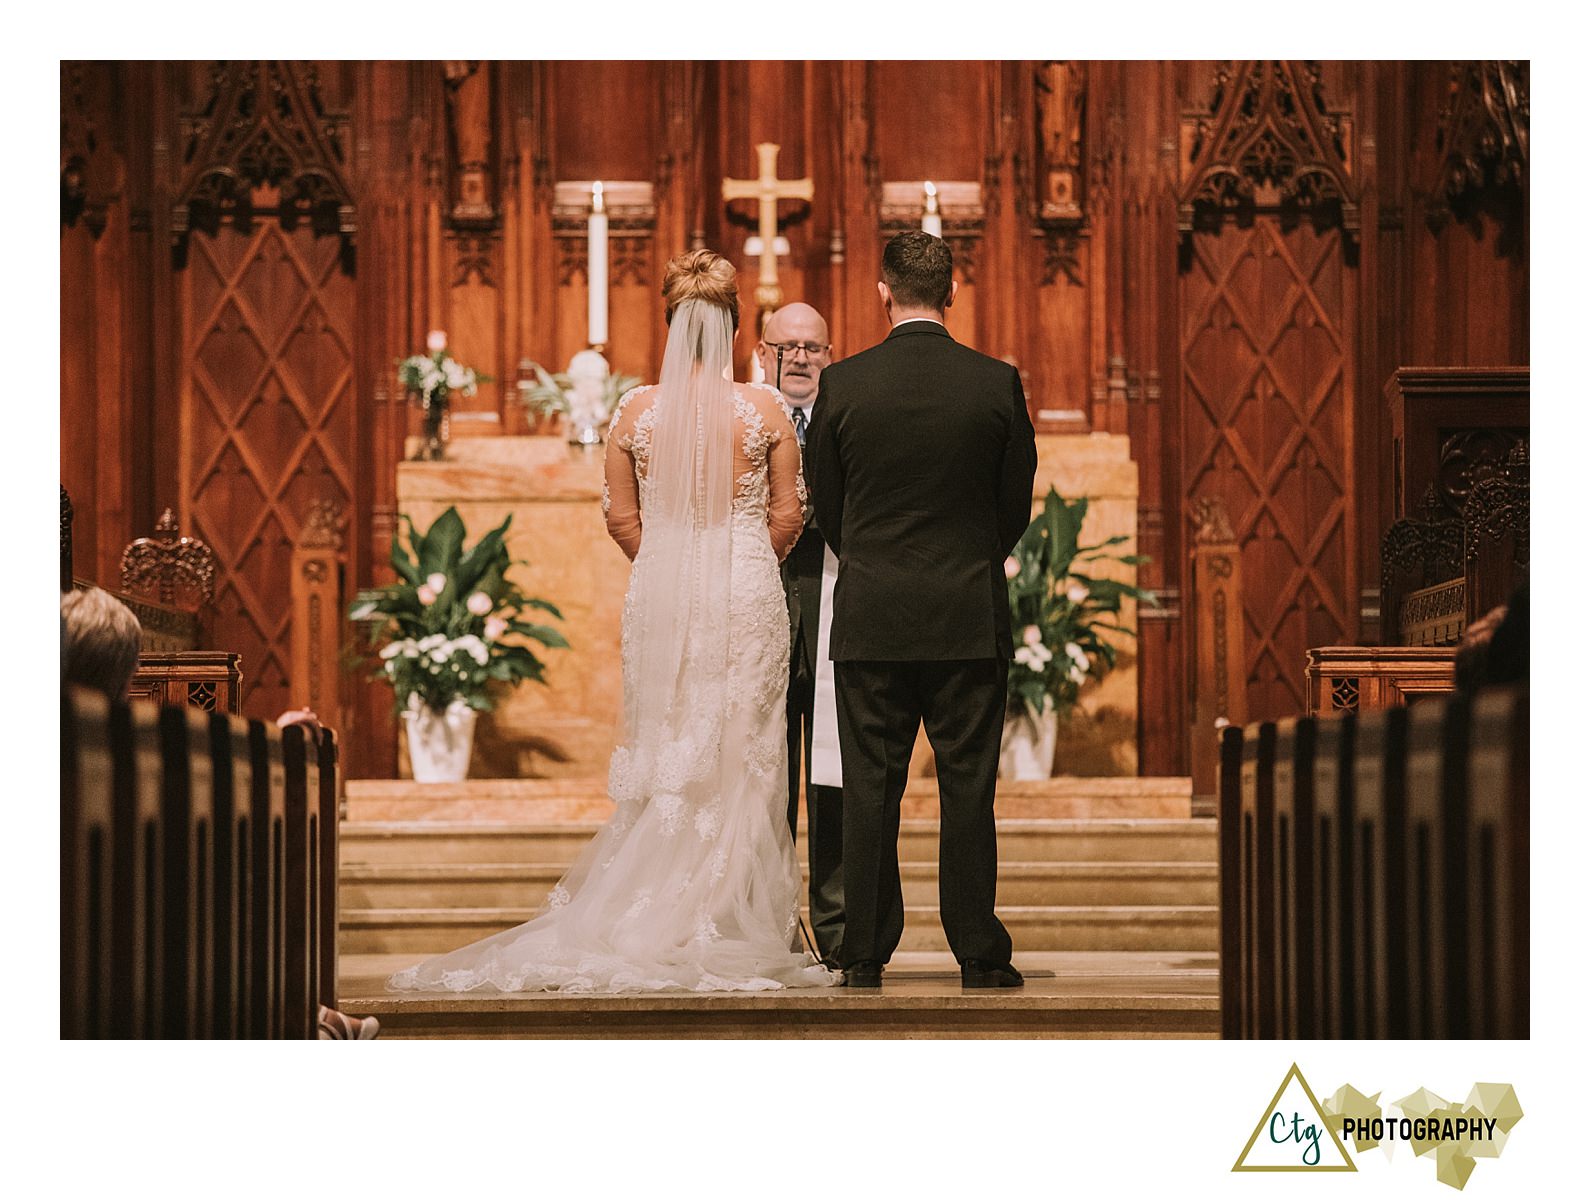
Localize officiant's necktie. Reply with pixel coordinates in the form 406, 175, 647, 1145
793, 405, 808, 447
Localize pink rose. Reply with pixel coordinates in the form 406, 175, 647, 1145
484, 616, 508, 641
1004, 556, 1020, 580
467, 591, 493, 616
426, 329, 447, 353
1022, 624, 1043, 647
426, 572, 447, 594
416, 584, 437, 606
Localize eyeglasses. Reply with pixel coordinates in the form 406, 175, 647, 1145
763, 341, 830, 358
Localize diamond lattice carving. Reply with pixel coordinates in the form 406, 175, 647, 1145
1182, 218, 1357, 719
183, 222, 354, 717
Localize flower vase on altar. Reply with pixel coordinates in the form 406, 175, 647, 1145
403, 696, 477, 782
999, 699, 1059, 781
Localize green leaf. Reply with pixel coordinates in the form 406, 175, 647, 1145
390, 527, 421, 584
511, 621, 570, 649
420, 507, 467, 576
523, 597, 565, 620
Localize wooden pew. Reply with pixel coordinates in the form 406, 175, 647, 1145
1218, 685, 1526, 1039
1237, 720, 1277, 1038
316, 727, 341, 1016
1464, 686, 1529, 1038
1309, 712, 1355, 1039
1403, 694, 1468, 1038
207, 711, 254, 1039
282, 725, 319, 1041
1272, 717, 1317, 1040
61, 688, 340, 1039
248, 720, 288, 1039
1348, 705, 1410, 1038
1216, 725, 1242, 1041
157, 705, 216, 1038
61, 690, 114, 1038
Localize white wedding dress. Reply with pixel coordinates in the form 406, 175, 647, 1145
389, 300, 836, 994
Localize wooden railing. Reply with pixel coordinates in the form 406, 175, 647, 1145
61, 687, 340, 1038
1218, 684, 1527, 1038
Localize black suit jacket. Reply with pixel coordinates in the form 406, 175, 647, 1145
805, 321, 1038, 662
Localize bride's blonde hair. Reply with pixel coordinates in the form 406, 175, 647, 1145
662, 249, 740, 331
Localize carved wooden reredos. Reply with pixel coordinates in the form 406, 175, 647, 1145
60, 60, 1528, 776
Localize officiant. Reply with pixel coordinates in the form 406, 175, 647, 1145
759, 302, 845, 969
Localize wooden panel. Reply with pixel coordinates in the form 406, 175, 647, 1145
1403, 693, 1466, 1038
1182, 219, 1357, 720
181, 223, 357, 720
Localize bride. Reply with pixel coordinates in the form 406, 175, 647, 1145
389, 251, 837, 993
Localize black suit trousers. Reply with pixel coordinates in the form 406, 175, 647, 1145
833, 656, 1013, 967
786, 651, 846, 963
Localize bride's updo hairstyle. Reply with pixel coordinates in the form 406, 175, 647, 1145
662, 249, 740, 332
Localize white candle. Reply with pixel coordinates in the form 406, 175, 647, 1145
921, 180, 943, 238
588, 182, 608, 348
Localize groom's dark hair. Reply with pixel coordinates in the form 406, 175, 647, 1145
881, 231, 953, 310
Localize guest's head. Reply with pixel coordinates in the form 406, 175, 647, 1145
662, 249, 740, 332
758, 302, 831, 406
878, 230, 957, 323
61, 586, 142, 701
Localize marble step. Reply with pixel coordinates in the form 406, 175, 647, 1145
343, 776, 1195, 823
340, 860, 1218, 911
337, 949, 1220, 1039
341, 902, 1219, 956
339, 819, 1218, 867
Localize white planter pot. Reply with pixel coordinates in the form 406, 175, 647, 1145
999, 704, 1059, 781
404, 698, 477, 783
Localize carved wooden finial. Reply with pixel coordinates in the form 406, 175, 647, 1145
1192, 495, 1237, 544
120, 509, 216, 609
299, 500, 347, 551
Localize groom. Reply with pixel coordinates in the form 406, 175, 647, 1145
805, 231, 1038, 989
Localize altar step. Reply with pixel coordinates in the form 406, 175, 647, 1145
343, 775, 1195, 823
341, 901, 1216, 955
340, 818, 1218, 866
341, 860, 1218, 910
337, 949, 1220, 1039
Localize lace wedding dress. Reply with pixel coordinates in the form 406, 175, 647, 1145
389, 300, 836, 994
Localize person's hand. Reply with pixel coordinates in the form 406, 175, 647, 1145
276, 708, 323, 732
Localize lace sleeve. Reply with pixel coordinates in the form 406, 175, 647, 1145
748, 385, 804, 562
603, 386, 651, 561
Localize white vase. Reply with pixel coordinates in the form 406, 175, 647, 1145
999, 703, 1059, 781
404, 698, 477, 783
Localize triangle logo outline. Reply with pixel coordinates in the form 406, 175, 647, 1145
1232, 1062, 1358, 1172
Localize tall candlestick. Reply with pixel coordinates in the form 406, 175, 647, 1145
588, 181, 608, 349
921, 180, 943, 238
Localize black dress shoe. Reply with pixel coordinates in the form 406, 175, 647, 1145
843, 961, 884, 988
961, 960, 1024, 989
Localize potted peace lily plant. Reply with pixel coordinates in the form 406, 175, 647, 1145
1001, 487, 1160, 780
349, 507, 567, 782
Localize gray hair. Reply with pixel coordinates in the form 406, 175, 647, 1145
61, 586, 142, 701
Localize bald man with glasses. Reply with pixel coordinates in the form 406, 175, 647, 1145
757, 301, 844, 969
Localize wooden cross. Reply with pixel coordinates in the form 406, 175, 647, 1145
722, 142, 813, 322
